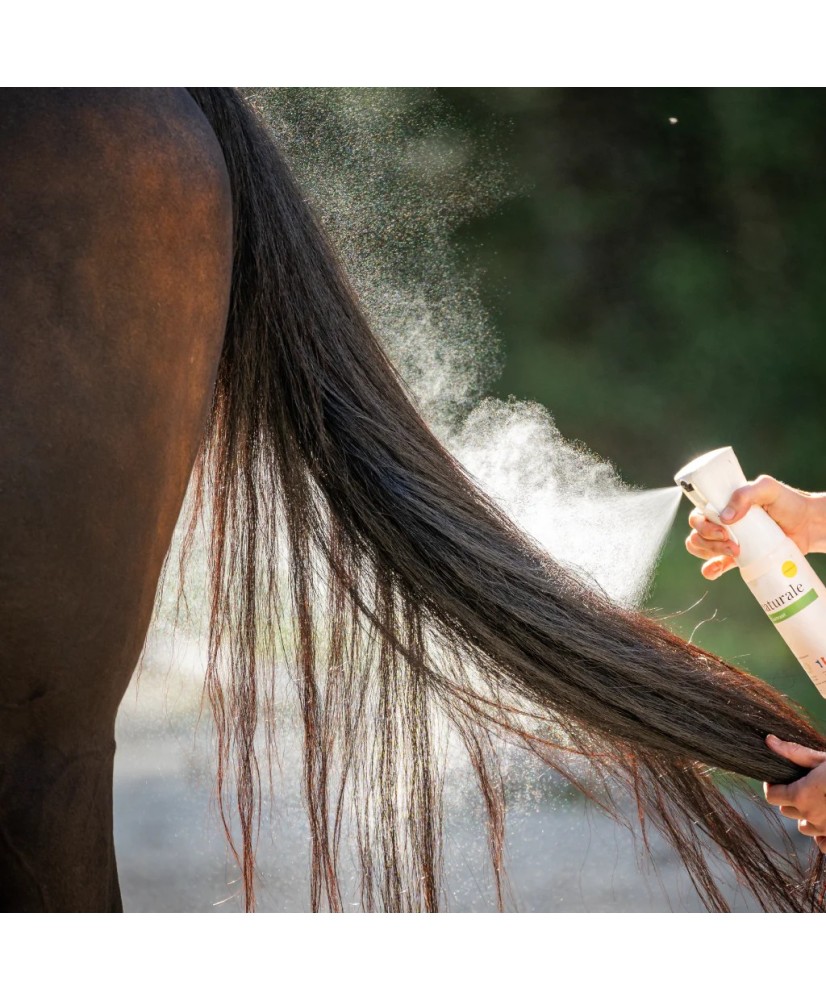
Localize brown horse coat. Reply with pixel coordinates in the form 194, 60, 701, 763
0, 88, 231, 910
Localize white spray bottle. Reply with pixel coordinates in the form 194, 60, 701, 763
675, 446, 826, 698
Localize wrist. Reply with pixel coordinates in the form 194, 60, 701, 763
804, 493, 826, 553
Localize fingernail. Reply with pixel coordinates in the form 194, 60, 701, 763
721, 506, 735, 522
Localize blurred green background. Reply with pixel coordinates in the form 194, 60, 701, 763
263, 87, 826, 732
431, 88, 826, 729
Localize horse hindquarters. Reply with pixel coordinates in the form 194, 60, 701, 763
0, 89, 232, 911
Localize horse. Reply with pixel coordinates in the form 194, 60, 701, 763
1, 87, 824, 912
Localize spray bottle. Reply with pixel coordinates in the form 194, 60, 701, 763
675, 446, 826, 698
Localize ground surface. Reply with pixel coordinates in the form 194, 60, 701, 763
113, 636, 800, 913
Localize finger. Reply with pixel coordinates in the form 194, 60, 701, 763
701, 556, 737, 580
798, 820, 824, 837
685, 529, 738, 560
816, 835, 826, 854
779, 804, 805, 820
766, 734, 826, 769
688, 510, 733, 543
764, 781, 796, 806
720, 476, 782, 525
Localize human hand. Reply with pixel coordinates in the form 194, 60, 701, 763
763, 734, 826, 854
684, 475, 826, 580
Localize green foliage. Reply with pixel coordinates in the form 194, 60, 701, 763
437, 88, 826, 726
440, 89, 826, 482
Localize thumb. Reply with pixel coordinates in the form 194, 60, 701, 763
720, 475, 781, 525
766, 734, 826, 769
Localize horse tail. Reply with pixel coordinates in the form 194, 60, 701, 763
185, 87, 825, 913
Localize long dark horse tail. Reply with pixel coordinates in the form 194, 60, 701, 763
185, 87, 826, 912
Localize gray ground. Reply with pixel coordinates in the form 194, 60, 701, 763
112, 638, 798, 913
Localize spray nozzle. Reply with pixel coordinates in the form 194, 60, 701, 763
674, 447, 744, 514
674, 445, 788, 563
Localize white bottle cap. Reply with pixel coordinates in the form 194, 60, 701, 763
675, 446, 746, 511
674, 446, 786, 564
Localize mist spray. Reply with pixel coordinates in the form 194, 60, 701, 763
675, 446, 826, 698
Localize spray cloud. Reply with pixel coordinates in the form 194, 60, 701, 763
244, 87, 680, 607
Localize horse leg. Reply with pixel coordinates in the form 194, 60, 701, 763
0, 88, 232, 910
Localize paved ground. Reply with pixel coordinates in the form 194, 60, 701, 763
112, 637, 800, 913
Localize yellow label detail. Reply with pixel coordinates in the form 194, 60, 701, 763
782, 561, 798, 578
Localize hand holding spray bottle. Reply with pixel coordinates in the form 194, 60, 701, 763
675, 446, 826, 698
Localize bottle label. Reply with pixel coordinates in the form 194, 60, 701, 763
765, 586, 818, 623
752, 557, 819, 622
746, 554, 826, 696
